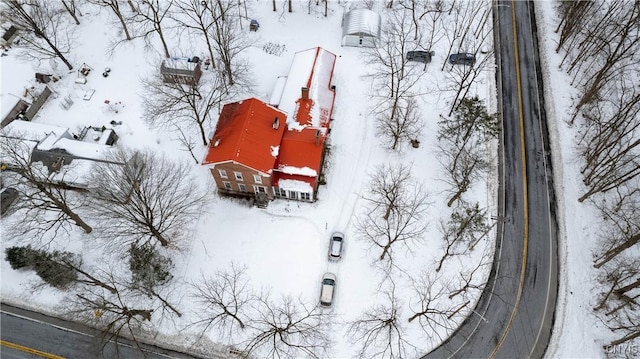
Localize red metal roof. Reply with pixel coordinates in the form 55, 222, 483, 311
202, 98, 287, 174
279, 47, 336, 130
275, 128, 326, 176
274, 47, 336, 185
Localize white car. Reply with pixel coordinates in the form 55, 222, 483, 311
320, 272, 336, 307
328, 232, 344, 262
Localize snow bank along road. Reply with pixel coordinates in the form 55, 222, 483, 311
425, 1, 559, 358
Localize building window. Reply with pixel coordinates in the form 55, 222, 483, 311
223, 181, 232, 190
218, 169, 228, 179
254, 186, 266, 194
300, 192, 311, 201
238, 184, 247, 192
289, 191, 298, 200
273, 187, 286, 197
253, 174, 262, 184
234, 172, 243, 181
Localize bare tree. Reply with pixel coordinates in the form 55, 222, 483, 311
554, 0, 594, 52
591, 182, 640, 268
577, 76, 640, 202
242, 294, 334, 359
87, 148, 207, 248
2, 0, 76, 70
569, 1, 639, 120
65, 261, 183, 356
447, 247, 491, 298
363, 9, 429, 152
398, 0, 423, 41
407, 270, 459, 342
0, 135, 92, 237
131, 0, 173, 58
440, 0, 487, 72
142, 69, 228, 146
205, 0, 253, 88
60, 0, 82, 25
68, 277, 155, 356
593, 255, 640, 347
396, 0, 449, 47
444, 49, 493, 117
438, 142, 487, 207
87, 0, 133, 40
346, 284, 415, 359
189, 263, 255, 340
356, 163, 430, 263
172, 0, 217, 68
439, 1, 493, 117
435, 202, 491, 272
173, 125, 202, 164
376, 95, 423, 151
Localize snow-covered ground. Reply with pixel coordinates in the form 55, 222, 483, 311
1, 0, 619, 358
535, 2, 637, 359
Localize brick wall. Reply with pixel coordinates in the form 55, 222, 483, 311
210, 162, 274, 200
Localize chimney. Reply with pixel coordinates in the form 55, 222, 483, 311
272, 117, 280, 129
301, 87, 309, 100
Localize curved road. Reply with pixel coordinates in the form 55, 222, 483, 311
425, 1, 558, 358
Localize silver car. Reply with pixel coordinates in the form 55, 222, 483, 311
320, 272, 336, 307
328, 232, 344, 262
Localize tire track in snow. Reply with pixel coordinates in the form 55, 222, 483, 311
333, 110, 375, 234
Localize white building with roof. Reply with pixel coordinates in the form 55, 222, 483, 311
341, 8, 381, 48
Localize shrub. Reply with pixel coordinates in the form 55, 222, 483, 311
4, 246, 78, 288
31, 251, 78, 289
5, 246, 37, 270
129, 242, 173, 288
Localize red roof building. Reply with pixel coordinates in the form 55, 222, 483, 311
202, 98, 287, 204
271, 47, 336, 202
203, 47, 336, 204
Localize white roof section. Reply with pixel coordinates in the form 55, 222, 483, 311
47, 158, 101, 188
278, 47, 336, 130
2, 120, 71, 142
277, 165, 318, 177
1, 94, 25, 120
39, 136, 114, 160
269, 76, 288, 107
342, 9, 381, 38
277, 178, 313, 193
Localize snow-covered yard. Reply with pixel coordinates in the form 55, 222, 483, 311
2, 0, 628, 358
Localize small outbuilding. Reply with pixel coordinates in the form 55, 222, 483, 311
160, 57, 202, 86
341, 9, 381, 48
1, 25, 18, 47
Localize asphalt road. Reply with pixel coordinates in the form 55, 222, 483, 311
424, 1, 558, 358
0, 304, 203, 359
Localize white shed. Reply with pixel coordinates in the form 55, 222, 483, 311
341, 9, 381, 48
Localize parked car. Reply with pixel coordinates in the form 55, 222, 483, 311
406, 50, 432, 64
328, 232, 344, 262
320, 272, 336, 307
448, 52, 476, 66
0, 187, 18, 216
